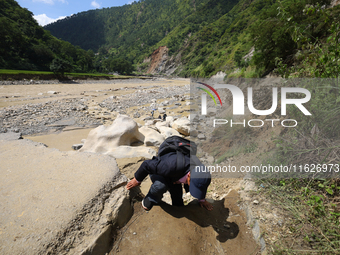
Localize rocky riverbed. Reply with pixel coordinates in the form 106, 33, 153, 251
0, 78, 190, 135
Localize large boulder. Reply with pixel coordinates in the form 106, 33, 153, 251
158, 126, 181, 138
80, 114, 143, 152
80, 115, 156, 159
171, 117, 190, 136
139, 126, 165, 146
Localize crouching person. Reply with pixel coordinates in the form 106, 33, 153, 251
126, 150, 213, 211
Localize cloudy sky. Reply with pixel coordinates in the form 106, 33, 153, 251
16, 0, 135, 26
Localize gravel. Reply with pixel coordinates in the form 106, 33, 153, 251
0, 98, 101, 135
0, 80, 190, 136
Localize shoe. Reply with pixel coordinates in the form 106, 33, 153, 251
142, 197, 153, 211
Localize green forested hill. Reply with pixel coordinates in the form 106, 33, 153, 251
0, 0, 94, 72
45, 0, 211, 60
45, 0, 245, 75
2, 0, 339, 77
46, 0, 339, 78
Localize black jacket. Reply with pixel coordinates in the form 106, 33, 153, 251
134, 152, 191, 183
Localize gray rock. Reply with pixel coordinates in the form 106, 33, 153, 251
133, 112, 141, 118
172, 117, 190, 136
72, 144, 83, 150
143, 116, 153, 121
158, 108, 166, 114
197, 134, 206, 140
161, 101, 169, 106
158, 126, 181, 138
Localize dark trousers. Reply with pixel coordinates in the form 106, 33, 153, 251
146, 174, 184, 206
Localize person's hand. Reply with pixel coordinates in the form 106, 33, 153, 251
126, 178, 140, 190
199, 200, 213, 211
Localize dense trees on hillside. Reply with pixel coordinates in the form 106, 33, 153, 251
0, 0, 135, 74
45, 0, 244, 76
45, 0, 210, 63
175, 0, 339, 78
250, 0, 336, 75
2, 0, 339, 78
0, 0, 99, 73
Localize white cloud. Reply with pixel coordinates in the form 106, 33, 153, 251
32, 0, 67, 5
91, 1, 100, 8
32, 0, 54, 4
34, 14, 66, 26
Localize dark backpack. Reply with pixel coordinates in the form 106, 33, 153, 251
158, 135, 197, 172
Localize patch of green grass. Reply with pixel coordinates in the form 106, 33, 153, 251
0, 69, 54, 75
0, 69, 139, 79
258, 177, 340, 254
0, 69, 112, 77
